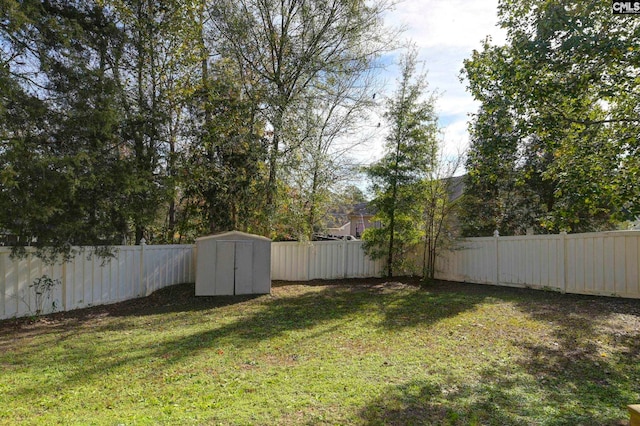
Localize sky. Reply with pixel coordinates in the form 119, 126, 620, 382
354, 0, 507, 164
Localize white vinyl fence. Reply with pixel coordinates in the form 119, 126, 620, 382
0, 241, 382, 320
435, 231, 640, 299
271, 241, 383, 281
2, 231, 638, 320
0, 245, 195, 320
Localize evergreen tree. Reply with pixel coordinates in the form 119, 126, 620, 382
363, 48, 438, 277
0, 1, 133, 260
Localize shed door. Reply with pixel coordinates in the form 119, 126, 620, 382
234, 241, 254, 295
215, 241, 236, 295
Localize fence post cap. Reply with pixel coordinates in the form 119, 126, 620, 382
140, 238, 146, 246
628, 405, 640, 425
493, 230, 500, 237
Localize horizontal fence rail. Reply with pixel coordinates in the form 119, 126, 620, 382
435, 231, 640, 299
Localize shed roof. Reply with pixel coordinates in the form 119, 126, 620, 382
196, 230, 271, 242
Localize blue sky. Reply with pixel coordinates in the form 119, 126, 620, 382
354, 0, 507, 163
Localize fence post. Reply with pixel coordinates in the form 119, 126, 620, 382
494, 230, 500, 285
560, 231, 567, 293
139, 238, 146, 296
61, 257, 67, 313
306, 243, 311, 281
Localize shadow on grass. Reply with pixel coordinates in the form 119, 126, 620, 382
360, 356, 636, 425
9, 278, 638, 424
3, 279, 488, 404
145, 279, 490, 365
359, 285, 640, 426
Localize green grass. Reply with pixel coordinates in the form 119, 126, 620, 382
1, 278, 639, 425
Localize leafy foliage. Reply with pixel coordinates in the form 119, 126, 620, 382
210, 0, 395, 229
364, 48, 439, 277
0, 0, 393, 257
462, 0, 640, 235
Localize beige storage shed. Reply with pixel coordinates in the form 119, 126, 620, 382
195, 231, 271, 296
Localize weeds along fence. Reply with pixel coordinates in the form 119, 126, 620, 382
1, 231, 639, 319
436, 230, 640, 299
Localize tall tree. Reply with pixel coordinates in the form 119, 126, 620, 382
178, 58, 268, 237
105, 0, 183, 243
363, 48, 439, 277
209, 0, 395, 233
0, 1, 134, 260
461, 42, 542, 236
462, 0, 640, 234
283, 64, 378, 240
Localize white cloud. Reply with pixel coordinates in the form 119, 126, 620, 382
362, 0, 506, 166
345, 1, 506, 172
385, 0, 507, 49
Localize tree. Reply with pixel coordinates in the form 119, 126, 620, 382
363, 48, 439, 277
0, 1, 134, 260
421, 150, 464, 281
104, 0, 195, 244
0, 0, 397, 256
280, 64, 378, 240
177, 58, 268, 238
462, 0, 640, 234
0, 0, 204, 254
209, 0, 395, 232
461, 42, 543, 236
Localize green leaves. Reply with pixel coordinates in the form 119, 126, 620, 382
462, 0, 640, 235
364, 48, 439, 277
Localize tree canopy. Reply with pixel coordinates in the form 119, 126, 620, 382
461, 0, 640, 235
0, 0, 393, 259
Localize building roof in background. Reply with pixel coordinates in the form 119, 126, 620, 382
348, 202, 377, 217
447, 175, 465, 202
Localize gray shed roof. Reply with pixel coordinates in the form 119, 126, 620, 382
196, 230, 271, 242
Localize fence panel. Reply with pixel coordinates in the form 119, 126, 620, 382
142, 245, 194, 296
498, 235, 564, 290
0, 245, 196, 320
0, 249, 67, 318
563, 232, 640, 297
307, 241, 345, 280
271, 241, 383, 281
344, 241, 383, 278
271, 242, 310, 281
436, 231, 640, 299
440, 238, 497, 284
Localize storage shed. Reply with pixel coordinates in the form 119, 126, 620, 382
195, 231, 271, 296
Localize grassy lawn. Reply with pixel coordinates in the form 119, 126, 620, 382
1, 278, 639, 425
